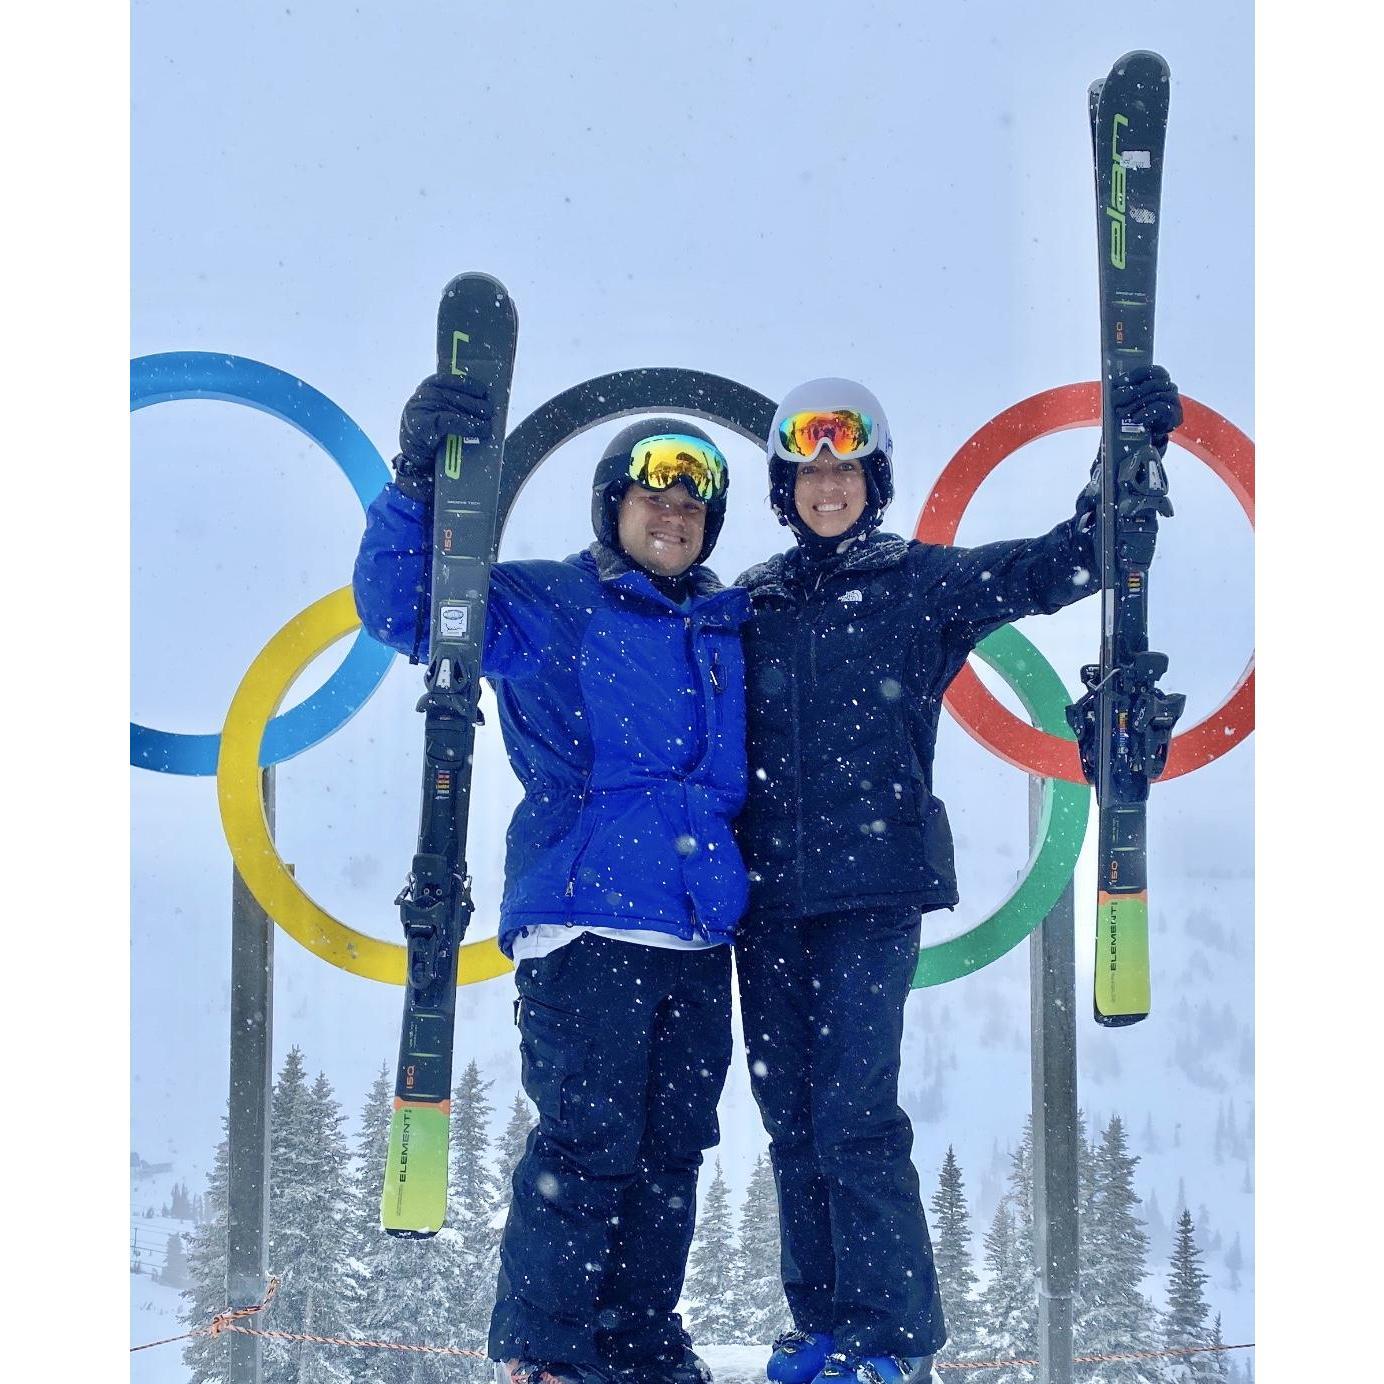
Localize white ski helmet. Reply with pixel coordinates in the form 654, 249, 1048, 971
767, 377, 895, 533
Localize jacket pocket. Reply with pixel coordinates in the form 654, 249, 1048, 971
920, 792, 957, 887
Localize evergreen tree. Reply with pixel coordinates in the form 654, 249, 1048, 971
352, 1064, 474, 1384
1163, 1209, 1218, 1383
683, 1160, 745, 1341
1141, 1113, 1162, 1156
451, 1061, 503, 1373
1223, 1234, 1243, 1292
180, 1122, 231, 1383
1007, 1119, 1035, 1243
738, 1153, 790, 1342
1145, 1189, 1168, 1261
262, 1056, 357, 1384
1077, 1116, 1160, 1384
172, 1180, 195, 1220
929, 1147, 981, 1356
1207, 1313, 1231, 1380
496, 1089, 534, 1198
975, 1201, 1034, 1384
162, 1232, 193, 1289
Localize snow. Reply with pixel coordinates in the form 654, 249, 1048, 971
129, 1275, 191, 1384
701, 1344, 775, 1384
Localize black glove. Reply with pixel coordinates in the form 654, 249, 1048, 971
1111, 364, 1182, 454
1075, 453, 1102, 534
393, 373, 493, 497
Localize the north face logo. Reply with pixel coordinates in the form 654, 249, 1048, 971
839, 589, 863, 604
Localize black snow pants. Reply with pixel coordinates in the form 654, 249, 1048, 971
735, 907, 948, 1358
489, 933, 734, 1369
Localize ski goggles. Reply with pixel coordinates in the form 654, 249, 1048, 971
626, 434, 728, 502
774, 409, 879, 464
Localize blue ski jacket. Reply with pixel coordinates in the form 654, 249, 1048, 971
734, 519, 1097, 921
353, 484, 752, 958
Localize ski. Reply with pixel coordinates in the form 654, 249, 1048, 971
382, 273, 518, 1235
1067, 52, 1184, 1027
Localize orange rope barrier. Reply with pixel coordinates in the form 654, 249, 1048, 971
131, 1280, 1254, 1373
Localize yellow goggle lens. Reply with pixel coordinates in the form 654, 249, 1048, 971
628, 434, 728, 501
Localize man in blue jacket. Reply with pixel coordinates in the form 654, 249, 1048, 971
354, 375, 750, 1384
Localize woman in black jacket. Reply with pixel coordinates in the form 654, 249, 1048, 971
735, 373, 1181, 1384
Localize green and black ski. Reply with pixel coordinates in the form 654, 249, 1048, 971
381, 273, 518, 1235
1068, 52, 1184, 1027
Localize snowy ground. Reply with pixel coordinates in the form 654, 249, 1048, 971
130, 1274, 191, 1384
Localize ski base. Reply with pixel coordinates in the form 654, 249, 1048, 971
1093, 890, 1151, 1025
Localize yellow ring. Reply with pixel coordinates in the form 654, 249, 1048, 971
216, 585, 513, 987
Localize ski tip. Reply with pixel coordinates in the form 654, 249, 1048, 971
440, 272, 518, 322
1108, 49, 1170, 82
442, 270, 511, 297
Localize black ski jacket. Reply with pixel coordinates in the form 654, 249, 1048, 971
734, 518, 1097, 921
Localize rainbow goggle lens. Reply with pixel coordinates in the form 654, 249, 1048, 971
627, 434, 728, 502
774, 409, 878, 464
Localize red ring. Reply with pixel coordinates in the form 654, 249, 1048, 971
915, 383, 1254, 783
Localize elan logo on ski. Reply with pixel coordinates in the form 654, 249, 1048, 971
1106, 113, 1130, 269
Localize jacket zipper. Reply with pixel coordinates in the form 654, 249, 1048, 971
792, 600, 806, 914
563, 772, 596, 900
684, 613, 717, 936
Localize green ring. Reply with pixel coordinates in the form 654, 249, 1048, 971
913, 624, 1091, 987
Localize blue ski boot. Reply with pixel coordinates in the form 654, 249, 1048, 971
811, 1352, 935, 1384
767, 1331, 834, 1384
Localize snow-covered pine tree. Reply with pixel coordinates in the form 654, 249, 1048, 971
1223, 1233, 1243, 1292
172, 1180, 195, 1220
451, 1061, 503, 1378
162, 1232, 192, 1289
496, 1089, 534, 1199
974, 1200, 1035, 1384
682, 1160, 745, 1343
991, 1118, 1038, 1367
1207, 1313, 1231, 1380
1077, 1116, 1160, 1384
1163, 1209, 1217, 1383
180, 1121, 230, 1383
929, 1146, 981, 1356
351, 1064, 473, 1384
262, 1056, 357, 1384
737, 1152, 790, 1343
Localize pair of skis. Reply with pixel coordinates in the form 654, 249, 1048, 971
1068, 51, 1185, 1027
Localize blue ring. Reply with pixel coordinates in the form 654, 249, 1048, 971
131, 352, 396, 775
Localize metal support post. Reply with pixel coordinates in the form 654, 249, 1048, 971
226, 768, 276, 1384
1029, 778, 1079, 1384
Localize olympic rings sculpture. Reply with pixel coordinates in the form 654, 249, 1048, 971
132, 356, 1254, 991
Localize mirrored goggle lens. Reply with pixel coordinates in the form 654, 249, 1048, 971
628, 434, 728, 501
777, 409, 875, 462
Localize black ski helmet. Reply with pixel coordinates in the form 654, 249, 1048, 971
767, 378, 894, 539
591, 418, 729, 565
